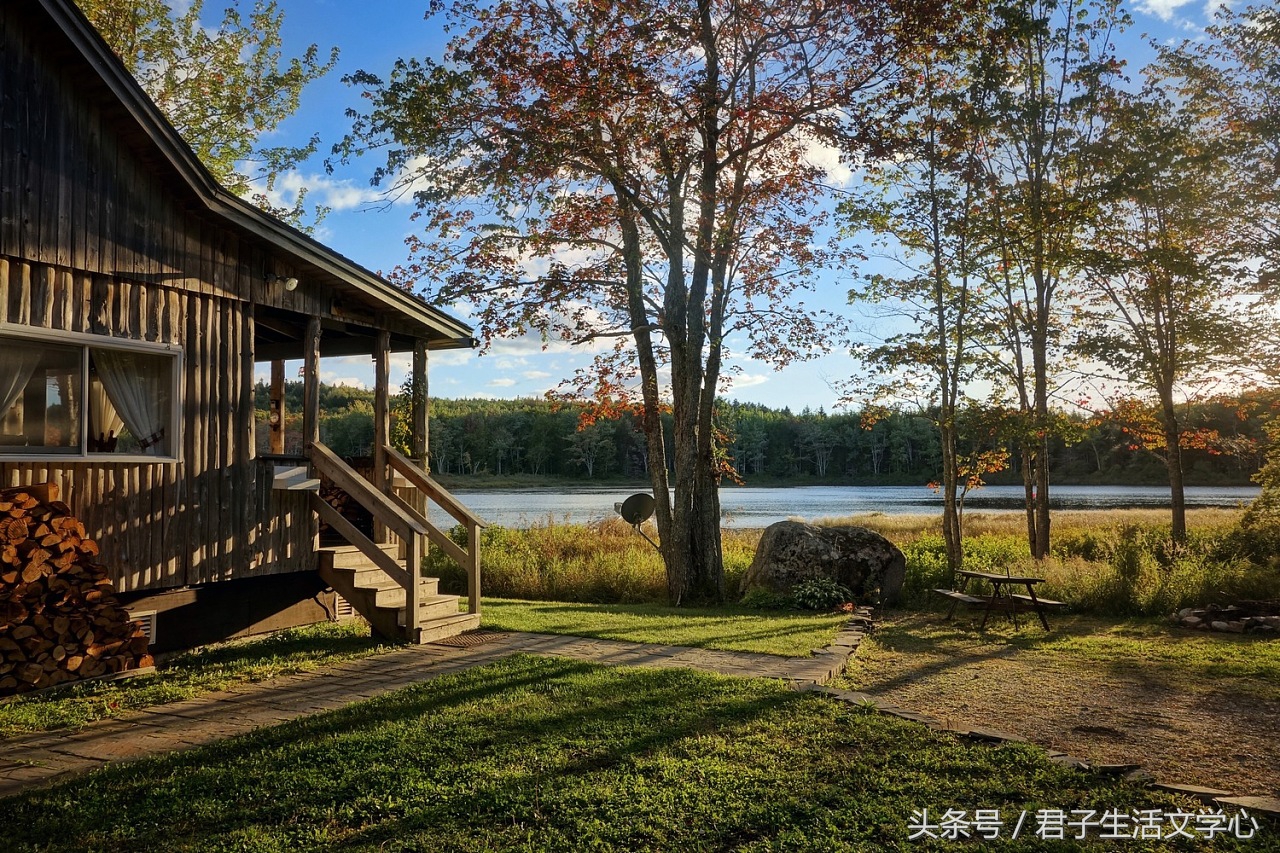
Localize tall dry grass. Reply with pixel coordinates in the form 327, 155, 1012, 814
428, 518, 760, 603
427, 508, 1280, 616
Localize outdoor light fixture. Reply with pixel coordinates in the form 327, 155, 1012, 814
266, 273, 299, 291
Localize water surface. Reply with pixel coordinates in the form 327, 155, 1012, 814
436, 484, 1259, 529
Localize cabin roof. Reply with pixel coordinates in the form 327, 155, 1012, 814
26, 0, 474, 350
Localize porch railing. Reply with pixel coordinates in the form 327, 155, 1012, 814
385, 445, 483, 615
307, 441, 482, 636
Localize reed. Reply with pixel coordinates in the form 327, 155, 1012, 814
427, 508, 1279, 617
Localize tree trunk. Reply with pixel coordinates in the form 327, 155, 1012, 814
939, 420, 962, 576
1021, 444, 1037, 554
1032, 299, 1052, 560
1160, 391, 1187, 545
617, 204, 675, 597
1033, 432, 1051, 559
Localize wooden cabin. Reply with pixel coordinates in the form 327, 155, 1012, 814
0, 0, 483, 650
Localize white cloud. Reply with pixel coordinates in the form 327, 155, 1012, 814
1133, 0, 1196, 21
322, 376, 369, 390
488, 378, 517, 388
428, 350, 475, 368
522, 370, 552, 380
259, 171, 383, 213
317, 355, 375, 390
801, 134, 853, 188
719, 372, 770, 392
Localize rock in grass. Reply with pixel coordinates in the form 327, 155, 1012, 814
740, 521, 906, 606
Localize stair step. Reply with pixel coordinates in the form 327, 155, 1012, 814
318, 543, 401, 571
395, 594, 464, 626
408, 612, 483, 644
365, 582, 441, 608
335, 563, 440, 593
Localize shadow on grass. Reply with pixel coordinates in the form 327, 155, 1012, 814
8, 655, 1259, 852
863, 609, 1280, 700
0, 623, 394, 739
167, 625, 389, 671
7, 657, 796, 851
484, 601, 844, 656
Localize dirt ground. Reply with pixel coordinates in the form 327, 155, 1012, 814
842, 612, 1280, 798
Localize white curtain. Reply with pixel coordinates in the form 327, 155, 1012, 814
89, 376, 124, 446
94, 349, 169, 454
0, 347, 41, 421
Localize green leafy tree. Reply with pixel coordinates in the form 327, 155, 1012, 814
76, 0, 337, 230
1075, 82, 1265, 543
843, 6, 1001, 572
977, 0, 1128, 558
1154, 4, 1279, 299
568, 421, 617, 479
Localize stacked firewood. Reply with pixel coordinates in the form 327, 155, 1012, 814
0, 484, 152, 696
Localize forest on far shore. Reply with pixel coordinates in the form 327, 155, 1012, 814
255, 383, 1274, 488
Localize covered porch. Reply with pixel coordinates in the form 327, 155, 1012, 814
249, 292, 485, 644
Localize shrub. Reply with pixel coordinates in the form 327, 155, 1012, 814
791, 578, 854, 611
898, 536, 951, 605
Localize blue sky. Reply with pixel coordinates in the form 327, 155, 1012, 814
249, 0, 1224, 410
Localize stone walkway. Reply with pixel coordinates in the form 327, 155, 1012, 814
0, 619, 870, 799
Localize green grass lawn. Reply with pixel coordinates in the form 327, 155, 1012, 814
8, 655, 1258, 852
479, 598, 850, 657
1, 602, 847, 739
849, 611, 1280, 700
0, 621, 393, 739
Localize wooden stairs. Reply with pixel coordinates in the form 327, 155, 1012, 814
307, 441, 484, 645
318, 544, 480, 643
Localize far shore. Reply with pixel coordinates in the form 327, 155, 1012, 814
436, 474, 1260, 491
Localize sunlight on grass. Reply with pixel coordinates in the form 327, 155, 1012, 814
480, 598, 848, 657
813, 508, 1246, 541
5, 656, 1215, 852
847, 612, 1280, 701
0, 621, 392, 738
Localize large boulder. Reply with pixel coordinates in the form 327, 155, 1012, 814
740, 521, 906, 606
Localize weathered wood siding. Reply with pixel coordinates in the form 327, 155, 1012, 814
0, 258, 314, 591
0, 8, 318, 591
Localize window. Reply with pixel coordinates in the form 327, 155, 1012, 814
0, 327, 181, 461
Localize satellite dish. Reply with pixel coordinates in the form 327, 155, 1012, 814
615, 493, 656, 525
613, 493, 660, 552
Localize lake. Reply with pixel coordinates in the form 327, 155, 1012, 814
437, 484, 1261, 529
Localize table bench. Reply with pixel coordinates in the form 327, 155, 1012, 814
932, 570, 1065, 630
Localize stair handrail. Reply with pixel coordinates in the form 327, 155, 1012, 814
385, 445, 486, 529
310, 442, 427, 544
385, 445, 482, 615
309, 441, 428, 636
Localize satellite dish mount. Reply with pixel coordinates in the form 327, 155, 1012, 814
614, 493, 659, 552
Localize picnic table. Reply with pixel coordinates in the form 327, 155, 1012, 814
933, 569, 1065, 630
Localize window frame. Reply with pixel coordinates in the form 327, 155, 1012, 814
0, 323, 184, 464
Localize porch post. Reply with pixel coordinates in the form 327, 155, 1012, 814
412, 339, 428, 471
269, 359, 285, 454
303, 316, 322, 552
411, 339, 429, 521
303, 317, 321, 451
373, 329, 390, 543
